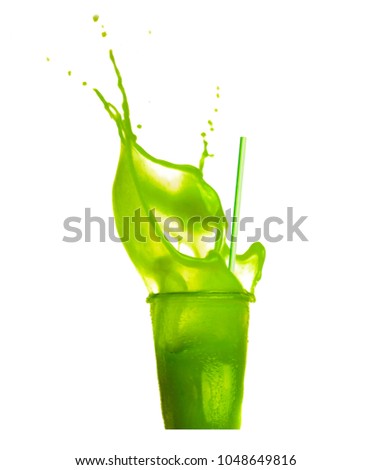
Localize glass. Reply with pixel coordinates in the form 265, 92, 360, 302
147, 291, 252, 429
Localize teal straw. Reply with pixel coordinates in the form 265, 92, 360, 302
228, 136, 247, 272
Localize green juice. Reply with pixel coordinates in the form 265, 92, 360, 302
94, 50, 265, 429
149, 292, 251, 429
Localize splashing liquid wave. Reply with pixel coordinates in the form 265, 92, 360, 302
94, 51, 265, 296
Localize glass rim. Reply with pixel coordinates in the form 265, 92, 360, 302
146, 290, 255, 304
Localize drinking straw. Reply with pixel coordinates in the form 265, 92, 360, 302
228, 136, 247, 272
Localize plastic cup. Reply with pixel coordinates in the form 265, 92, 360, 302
147, 291, 252, 429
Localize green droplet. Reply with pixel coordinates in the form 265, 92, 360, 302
102, 31, 107, 38
208, 120, 213, 126
46, 57, 50, 62
216, 86, 220, 90
216, 93, 220, 98
93, 15, 99, 22
68, 71, 72, 76
199, 135, 214, 172
137, 124, 142, 129
148, 30, 152, 35
210, 128, 214, 132
201, 132, 206, 138
82, 81, 87, 86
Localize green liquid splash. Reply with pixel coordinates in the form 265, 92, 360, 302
94, 50, 265, 297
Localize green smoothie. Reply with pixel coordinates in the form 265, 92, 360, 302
149, 292, 251, 429
94, 50, 265, 429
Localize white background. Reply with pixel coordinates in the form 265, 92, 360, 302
1, 1, 370, 469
